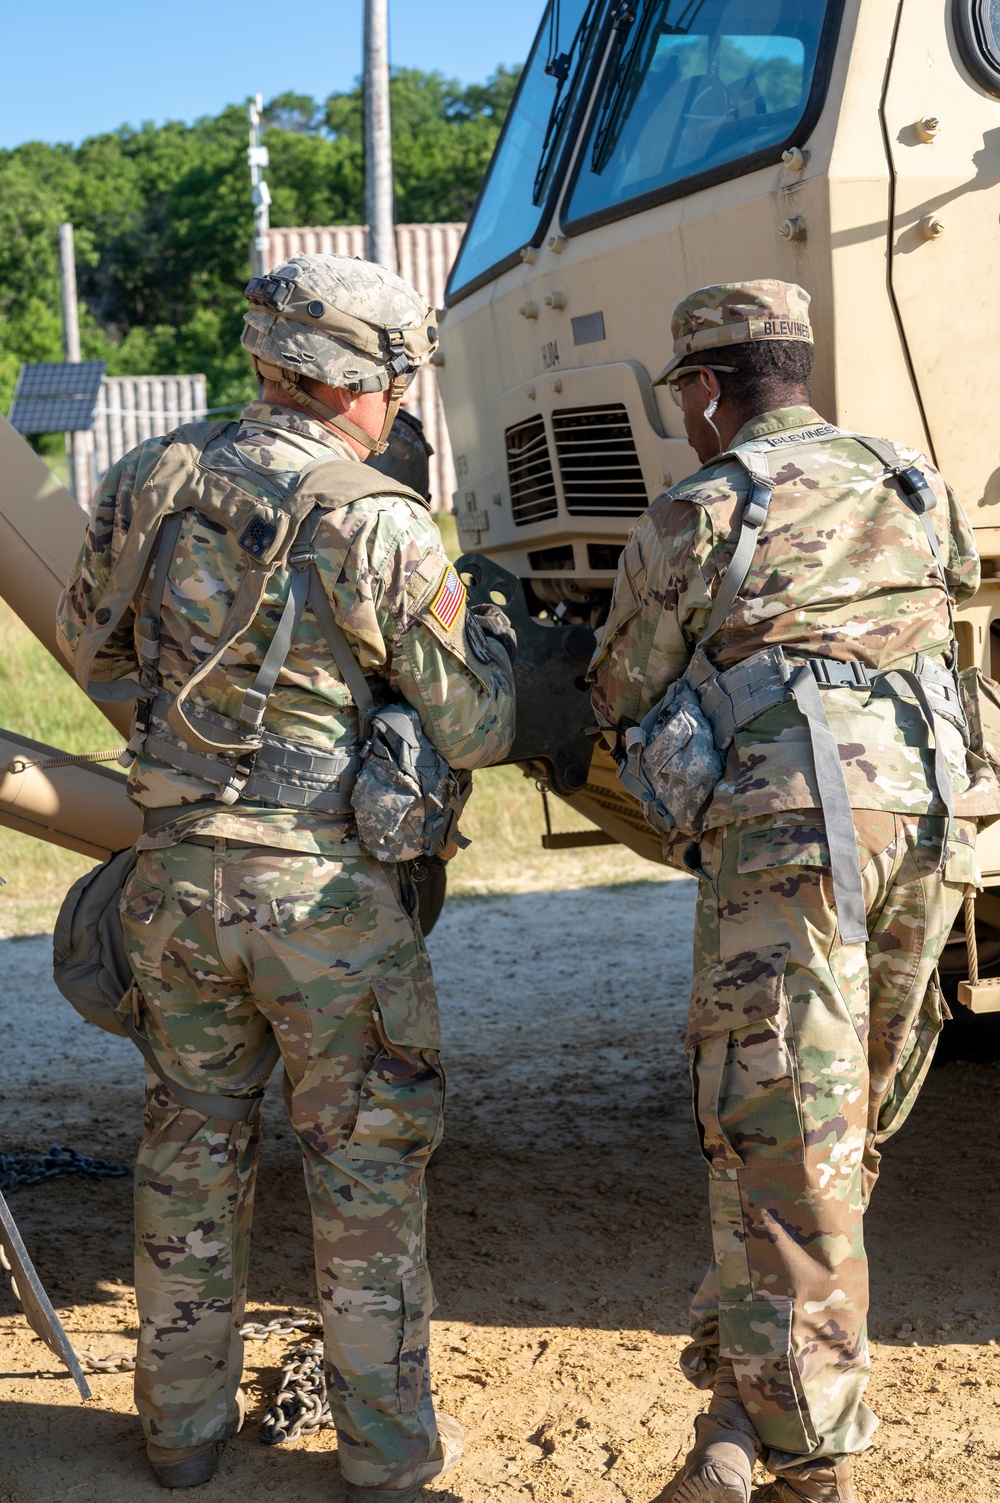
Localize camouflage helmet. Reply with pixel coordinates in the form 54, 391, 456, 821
654, 280, 813, 384
241, 253, 439, 454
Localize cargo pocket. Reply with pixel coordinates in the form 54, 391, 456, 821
736, 823, 829, 874
397, 1264, 436, 1413
876, 968, 949, 1143
347, 975, 444, 1166
688, 946, 802, 1171
719, 1296, 819, 1456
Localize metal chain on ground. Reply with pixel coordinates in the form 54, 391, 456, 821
0, 1146, 131, 1197
240, 1316, 321, 1342
256, 1331, 334, 1445
2, 1154, 328, 1440
74, 1317, 329, 1408
76, 1348, 137, 1374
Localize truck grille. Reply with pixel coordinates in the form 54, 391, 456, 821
552, 404, 648, 516
506, 416, 558, 525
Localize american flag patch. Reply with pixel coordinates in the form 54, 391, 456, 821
428, 565, 466, 631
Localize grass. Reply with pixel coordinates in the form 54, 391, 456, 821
0, 493, 668, 936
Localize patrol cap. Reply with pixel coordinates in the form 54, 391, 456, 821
241, 252, 438, 395
653, 280, 812, 384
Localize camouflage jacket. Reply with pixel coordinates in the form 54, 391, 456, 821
591, 405, 991, 827
57, 402, 515, 852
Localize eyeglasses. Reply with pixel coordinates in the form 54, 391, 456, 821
665, 363, 736, 407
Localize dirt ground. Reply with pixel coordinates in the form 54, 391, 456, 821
2, 876, 999, 1503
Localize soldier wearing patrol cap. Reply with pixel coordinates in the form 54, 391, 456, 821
57, 253, 516, 1499
591, 281, 999, 1502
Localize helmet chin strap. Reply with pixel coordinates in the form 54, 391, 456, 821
250, 357, 401, 457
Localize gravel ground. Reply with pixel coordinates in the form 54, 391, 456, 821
1, 877, 999, 1503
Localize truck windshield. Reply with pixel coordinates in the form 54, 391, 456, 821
448, 0, 606, 299
564, 0, 833, 229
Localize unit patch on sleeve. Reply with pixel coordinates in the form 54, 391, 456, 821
428, 564, 466, 631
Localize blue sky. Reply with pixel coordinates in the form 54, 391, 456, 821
1, 1, 546, 150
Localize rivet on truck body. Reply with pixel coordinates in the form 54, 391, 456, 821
779, 215, 807, 243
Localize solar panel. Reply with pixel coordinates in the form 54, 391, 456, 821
8, 361, 107, 434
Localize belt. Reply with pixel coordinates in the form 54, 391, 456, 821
142, 803, 231, 835
688, 648, 962, 946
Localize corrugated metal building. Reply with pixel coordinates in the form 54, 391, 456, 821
263, 224, 466, 512
92, 375, 208, 478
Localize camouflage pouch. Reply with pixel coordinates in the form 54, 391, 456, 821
960, 666, 1000, 771
958, 666, 1000, 827
352, 703, 472, 863
52, 848, 136, 1036
618, 678, 724, 836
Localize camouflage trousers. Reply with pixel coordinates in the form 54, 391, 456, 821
682, 809, 977, 1473
119, 837, 445, 1489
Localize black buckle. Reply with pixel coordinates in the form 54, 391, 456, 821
239, 516, 278, 559
743, 479, 773, 528
893, 464, 937, 513
810, 658, 872, 688
244, 275, 295, 311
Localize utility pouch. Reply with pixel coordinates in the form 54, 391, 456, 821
960, 665, 1000, 774
958, 666, 1000, 828
352, 703, 472, 863
52, 849, 136, 1036
619, 677, 724, 836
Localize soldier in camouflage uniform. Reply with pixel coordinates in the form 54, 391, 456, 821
57, 254, 516, 1499
591, 282, 998, 1503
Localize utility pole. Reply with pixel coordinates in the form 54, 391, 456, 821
364, 0, 396, 273
58, 221, 94, 508
248, 94, 271, 277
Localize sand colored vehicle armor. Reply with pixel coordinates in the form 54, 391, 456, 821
436, 0, 1000, 938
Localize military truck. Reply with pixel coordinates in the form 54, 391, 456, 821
433, 0, 1000, 999
1, 0, 999, 977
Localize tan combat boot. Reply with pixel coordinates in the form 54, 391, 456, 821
753, 1459, 856, 1502
343, 1413, 464, 1503
657, 1396, 760, 1503
146, 1387, 246, 1489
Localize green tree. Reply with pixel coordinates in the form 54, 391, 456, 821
0, 66, 520, 414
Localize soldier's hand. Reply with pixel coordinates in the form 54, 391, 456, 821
469, 603, 517, 666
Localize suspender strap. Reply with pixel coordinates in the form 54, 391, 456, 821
137, 513, 183, 685
789, 667, 869, 944
848, 433, 947, 581
700, 447, 776, 646
236, 510, 323, 729
306, 565, 375, 736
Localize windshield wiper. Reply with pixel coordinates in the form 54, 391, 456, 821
532, 0, 605, 206
590, 0, 707, 174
